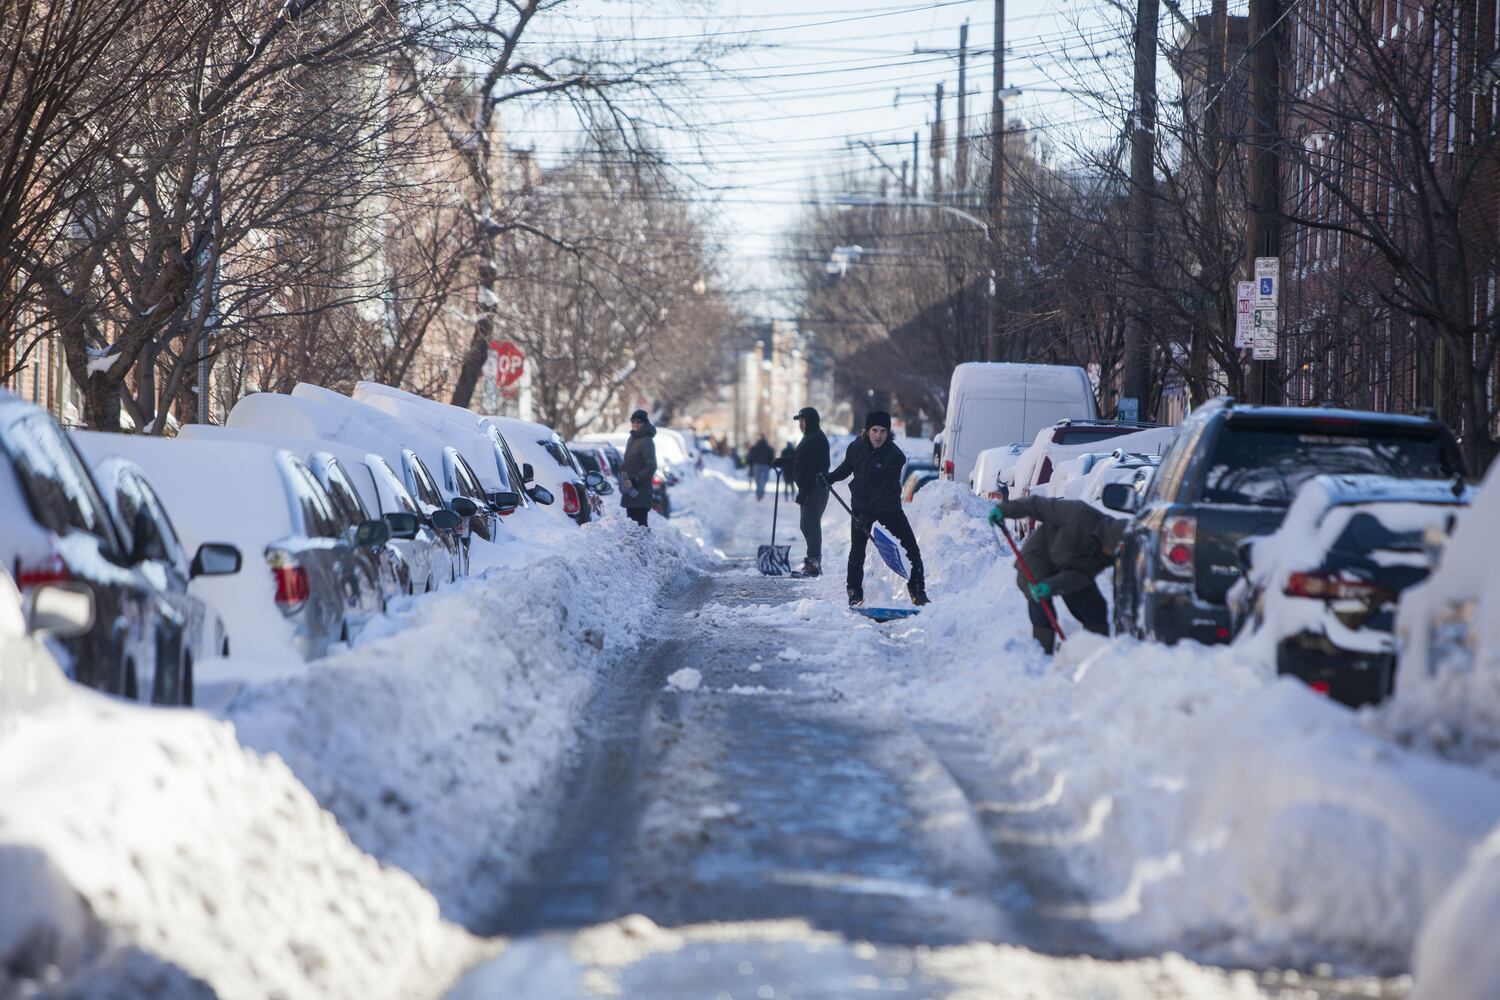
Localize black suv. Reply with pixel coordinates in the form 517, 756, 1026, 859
1104, 399, 1465, 645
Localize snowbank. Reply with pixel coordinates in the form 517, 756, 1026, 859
800, 479, 1500, 975
223, 515, 706, 924
1, 497, 710, 997
0, 686, 481, 998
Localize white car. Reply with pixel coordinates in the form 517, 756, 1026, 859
1230, 474, 1473, 706
969, 443, 1028, 500
482, 415, 595, 526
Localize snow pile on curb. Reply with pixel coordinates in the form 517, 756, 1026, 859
0, 690, 481, 998
814, 479, 1500, 975
1, 511, 708, 997
225, 515, 706, 924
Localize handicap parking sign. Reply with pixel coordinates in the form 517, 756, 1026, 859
1259, 277, 1273, 296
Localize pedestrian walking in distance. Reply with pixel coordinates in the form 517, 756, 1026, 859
827, 410, 928, 607
746, 435, 775, 501
620, 409, 657, 529
988, 496, 1127, 654
790, 407, 830, 576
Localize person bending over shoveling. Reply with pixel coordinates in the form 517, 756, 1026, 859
826, 410, 929, 608
988, 496, 1127, 654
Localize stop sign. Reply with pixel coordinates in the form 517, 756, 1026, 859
491, 341, 525, 388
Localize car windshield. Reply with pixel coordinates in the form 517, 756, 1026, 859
1056, 427, 1137, 446
1201, 424, 1453, 506
573, 450, 602, 475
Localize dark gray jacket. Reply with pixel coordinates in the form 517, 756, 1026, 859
791, 413, 830, 503
997, 496, 1128, 595
620, 424, 657, 510
828, 435, 905, 515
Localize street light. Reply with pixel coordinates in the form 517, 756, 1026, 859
834, 193, 991, 234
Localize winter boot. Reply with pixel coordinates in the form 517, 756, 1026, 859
847, 587, 864, 607
908, 584, 930, 606
800, 557, 821, 577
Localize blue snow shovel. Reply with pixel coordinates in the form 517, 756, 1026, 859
757, 468, 792, 576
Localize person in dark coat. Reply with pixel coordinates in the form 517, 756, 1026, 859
790, 406, 830, 576
989, 495, 1128, 654
746, 436, 775, 500
620, 409, 657, 529
776, 442, 796, 498
826, 410, 928, 607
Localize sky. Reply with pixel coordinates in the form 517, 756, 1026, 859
515, 0, 1223, 318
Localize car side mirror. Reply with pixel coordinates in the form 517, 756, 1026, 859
429, 508, 462, 532
522, 462, 535, 483
355, 519, 391, 547
1100, 483, 1140, 513
584, 471, 605, 490
449, 496, 480, 517
527, 484, 555, 506
487, 490, 522, 513
26, 582, 95, 638
383, 511, 420, 540
594, 480, 614, 496
190, 542, 242, 579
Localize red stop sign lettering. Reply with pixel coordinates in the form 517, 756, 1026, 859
491, 341, 525, 388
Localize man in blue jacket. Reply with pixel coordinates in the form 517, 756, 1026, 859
827, 410, 928, 607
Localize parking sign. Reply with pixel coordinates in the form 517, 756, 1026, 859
1235, 281, 1254, 348
1253, 257, 1279, 309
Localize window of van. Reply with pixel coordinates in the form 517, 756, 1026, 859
957, 396, 1024, 458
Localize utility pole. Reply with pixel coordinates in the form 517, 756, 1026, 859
957, 22, 970, 198
986, 0, 1006, 362
1245, 0, 1282, 404
911, 132, 921, 199
932, 82, 945, 198
1193, 0, 1228, 401
1120, 0, 1159, 419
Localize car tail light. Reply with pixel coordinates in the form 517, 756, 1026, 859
1158, 514, 1197, 578
943, 460, 954, 479
1309, 680, 1332, 695
268, 552, 309, 612
14, 554, 69, 589
561, 482, 581, 517
652, 474, 665, 487
1283, 571, 1392, 604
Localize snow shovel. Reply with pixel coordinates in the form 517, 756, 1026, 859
823, 478, 909, 579
992, 519, 1066, 642
757, 469, 792, 576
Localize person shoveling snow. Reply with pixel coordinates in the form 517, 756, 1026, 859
826, 410, 928, 608
989, 496, 1126, 654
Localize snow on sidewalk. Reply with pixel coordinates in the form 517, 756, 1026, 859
1, 514, 709, 997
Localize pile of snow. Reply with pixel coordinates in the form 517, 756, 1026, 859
1, 492, 711, 995
0, 684, 481, 997
782, 477, 1500, 977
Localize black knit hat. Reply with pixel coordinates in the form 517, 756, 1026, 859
864, 410, 892, 431
630, 409, 649, 422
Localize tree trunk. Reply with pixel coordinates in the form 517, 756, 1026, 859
450, 227, 498, 410
84, 375, 122, 430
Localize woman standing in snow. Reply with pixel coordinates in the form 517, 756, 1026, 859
620, 409, 657, 529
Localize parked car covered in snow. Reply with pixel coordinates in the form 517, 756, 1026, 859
225, 390, 470, 584
1105, 399, 1466, 646
969, 442, 1028, 500
1077, 451, 1160, 507
1229, 475, 1472, 707
85, 454, 235, 690
485, 415, 599, 526
1, 395, 220, 705
1395, 452, 1500, 697
566, 442, 618, 496
1009, 420, 1169, 501
901, 466, 940, 504
74, 433, 387, 662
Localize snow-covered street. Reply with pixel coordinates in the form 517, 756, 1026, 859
5, 461, 1498, 998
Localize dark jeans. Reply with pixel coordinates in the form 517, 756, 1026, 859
847, 508, 924, 595
798, 483, 828, 563
626, 506, 649, 528
1027, 581, 1108, 654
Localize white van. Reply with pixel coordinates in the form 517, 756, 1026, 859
938, 363, 1097, 483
